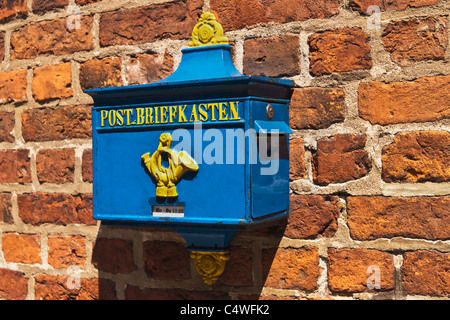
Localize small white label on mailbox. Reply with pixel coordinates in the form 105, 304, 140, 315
152, 206, 185, 218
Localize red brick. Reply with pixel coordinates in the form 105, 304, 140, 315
76, 0, 101, 4
328, 248, 395, 293
350, 0, 442, 14
34, 275, 101, 300
382, 17, 448, 66
0, 0, 27, 22
386, 0, 444, 10
287, 195, 339, 239
0, 268, 28, 300
211, 0, 339, 31
382, 131, 449, 183
313, 134, 371, 185
127, 50, 174, 85
347, 196, 450, 240
219, 246, 253, 286
21, 105, 91, 142
10, 16, 93, 59
0, 193, 13, 224
358, 75, 450, 125
124, 286, 175, 300
238, 223, 286, 239
289, 138, 306, 180
17, 192, 95, 226
48, 235, 86, 268
2, 233, 41, 264
32, 63, 73, 102
402, 250, 450, 297
99, 0, 203, 47
32, 0, 68, 13
289, 87, 345, 130
243, 35, 300, 77
263, 247, 319, 291
0, 32, 4, 62
0, 111, 15, 142
82, 149, 92, 182
0, 69, 28, 104
254, 293, 299, 300
125, 285, 230, 300
309, 28, 372, 76
0, 149, 31, 183
98, 278, 117, 300
349, 0, 383, 14
92, 238, 137, 274
37, 149, 75, 184
80, 57, 122, 90
143, 241, 190, 280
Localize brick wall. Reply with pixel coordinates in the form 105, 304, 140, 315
0, 0, 448, 300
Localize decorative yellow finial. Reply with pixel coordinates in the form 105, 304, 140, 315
189, 12, 229, 47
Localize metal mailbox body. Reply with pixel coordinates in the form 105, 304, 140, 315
86, 45, 293, 251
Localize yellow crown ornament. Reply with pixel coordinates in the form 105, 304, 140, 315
189, 12, 229, 47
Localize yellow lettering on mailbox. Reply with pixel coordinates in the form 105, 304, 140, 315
189, 104, 199, 122
179, 105, 187, 123
154, 107, 160, 124
108, 110, 116, 127
229, 101, 239, 120
99, 101, 240, 128
198, 104, 208, 122
218, 102, 228, 121
136, 108, 145, 125
124, 109, 134, 126
100, 110, 108, 127
145, 107, 153, 125
117, 109, 124, 126
208, 103, 219, 121
160, 106, 168, 123
169, 106, 177, 123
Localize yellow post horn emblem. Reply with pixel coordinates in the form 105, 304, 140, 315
141, 132, 198, 198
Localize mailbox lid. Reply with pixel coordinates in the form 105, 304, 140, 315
85, 76, 293, 107
254, 120, 293, 134
85, 45, 294, 106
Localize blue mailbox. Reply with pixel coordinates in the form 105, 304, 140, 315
86, 13, 294, 284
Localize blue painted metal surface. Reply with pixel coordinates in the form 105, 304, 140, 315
86, 44, 294, 251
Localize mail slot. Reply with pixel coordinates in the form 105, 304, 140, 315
86, 12, 294, 284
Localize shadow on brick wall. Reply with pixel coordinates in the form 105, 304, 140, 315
91, 220, 287, 300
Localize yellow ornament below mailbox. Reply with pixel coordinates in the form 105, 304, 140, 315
141, 132, 199, 198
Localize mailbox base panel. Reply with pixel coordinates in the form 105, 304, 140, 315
101, 214, 287, 251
